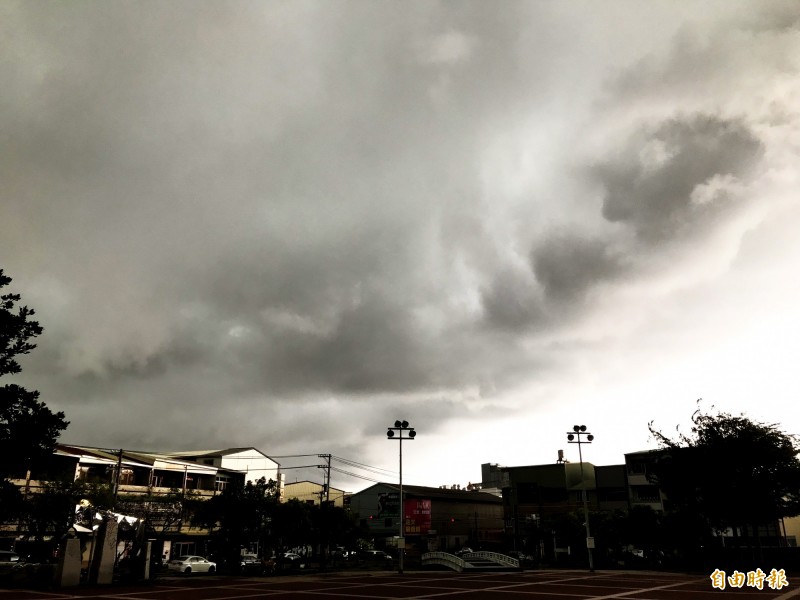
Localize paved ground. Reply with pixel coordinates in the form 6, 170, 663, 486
2, 570, 800, 600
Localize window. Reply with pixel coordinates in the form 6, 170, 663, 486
632, 486, 660, 502
215, 475, 230, 491
628, 462, 646, 475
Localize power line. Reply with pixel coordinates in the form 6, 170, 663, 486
332, 455, 398, 476
330, 466, 382, 484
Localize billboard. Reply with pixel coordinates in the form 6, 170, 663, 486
404, 498, 431, 535
377, 492, 400, 518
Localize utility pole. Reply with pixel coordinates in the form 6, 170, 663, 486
113, 448, 123, 505
318, 454, 331, 504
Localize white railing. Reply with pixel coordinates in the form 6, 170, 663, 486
464, 551, 519, 568
421, 552, 466, 572
421, 551, 520, 571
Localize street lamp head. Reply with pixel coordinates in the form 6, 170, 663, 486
567, 434, 575, 441
573, 425, 580, 432
394, 420, 402, 428
409, 429, 416, 438
387, 430, 395, 438
587, 434, 594, 442
580, 425, 587, 432
401, 420, 409, 428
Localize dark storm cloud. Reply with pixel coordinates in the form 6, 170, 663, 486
0, 0, 584, 383
595, 115, 765, 242
514, 114, 766, 315
3, 1, 797, 488
531, 235, 624, 306
480, 269, 545, 331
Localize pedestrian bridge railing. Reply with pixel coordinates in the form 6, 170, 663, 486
461, 551, 520, 569
421, 551, 520, 572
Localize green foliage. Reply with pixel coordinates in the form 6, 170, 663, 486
314, 503, 363, 550
648, 404, 800, 532
117, 489, 197, 536
22, 479, 113, 541
0, 269, 68, 478
272, 499, 314, 550
193, 477, 279, 568
194, 480, 364, 570
0, 270, 42, 377
0, 478, 25, 523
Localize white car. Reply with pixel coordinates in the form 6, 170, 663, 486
168, 555, 217, 574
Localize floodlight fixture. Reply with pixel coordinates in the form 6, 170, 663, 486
386, 419, 416, 575
566, 424, 595, 572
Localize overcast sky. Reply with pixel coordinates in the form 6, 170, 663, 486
2, 1, 799, 492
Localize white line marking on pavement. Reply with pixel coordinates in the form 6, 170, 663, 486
584, 578, 701, 599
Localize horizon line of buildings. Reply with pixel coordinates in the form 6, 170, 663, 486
5, 442, 798, 559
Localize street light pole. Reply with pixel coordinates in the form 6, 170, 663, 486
387, 420, 416, 574
567, 425, 594, 572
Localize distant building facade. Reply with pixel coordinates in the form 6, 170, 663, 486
348, 483, 504, 554
284, 480, 349, 507
2, 444, 283, 560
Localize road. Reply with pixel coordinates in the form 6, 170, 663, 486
2, 570, 799, 599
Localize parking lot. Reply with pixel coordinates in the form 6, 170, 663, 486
2, 570, 799, 600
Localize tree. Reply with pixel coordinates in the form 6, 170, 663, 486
648, 404, 800, 545
117, 488, 199, 538
0, 269, 68, 479
193, 477, 279, 571
22, 479, 113, 542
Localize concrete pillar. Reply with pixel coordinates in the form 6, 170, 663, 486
89, 518, 118, 585
56, 537, 82, 587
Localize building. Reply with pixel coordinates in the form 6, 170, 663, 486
165, 447, 283, 497
482, 460, 633, 562
11, 445, 256, 499
284, 480, 349, 507
3, 444, 282, 560
347, 482, 504, 555
623, 450, 666, 511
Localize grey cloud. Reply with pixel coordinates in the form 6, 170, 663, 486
595, 115, 764, 242
480, 269, 545, 331
3, 1, 796, 490
531, 235, 624, 306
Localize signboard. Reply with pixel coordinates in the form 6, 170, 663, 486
586, 537, 595, 549
404, 499, 431, 535
377, 492, 400, 518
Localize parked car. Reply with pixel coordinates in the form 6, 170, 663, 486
240, 554, 276, 575
240, 554, 262, 574
362, 550, 393, 565
505, 550, 534, 566
0, 551, 21, 581
280, 552, 306, 569
167, 555, 217, 575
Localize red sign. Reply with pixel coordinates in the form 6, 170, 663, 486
404, 499, 431, 535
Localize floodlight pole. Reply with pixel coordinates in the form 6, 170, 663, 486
567, 425, 594, 572
387, 420, 416, 574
